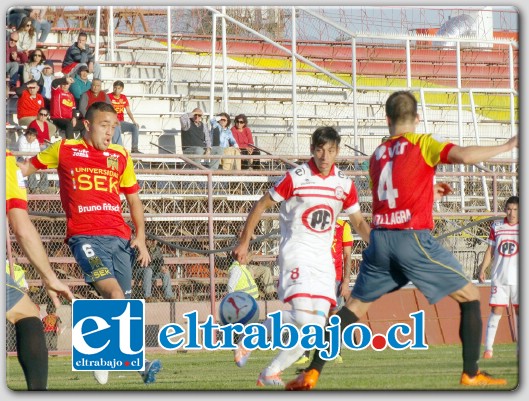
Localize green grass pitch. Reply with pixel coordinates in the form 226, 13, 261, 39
6, 343, 517, 391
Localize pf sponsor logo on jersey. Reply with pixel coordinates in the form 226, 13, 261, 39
72, 299, 145, 371
302, 204, 334, 232
498, 239, 519, 257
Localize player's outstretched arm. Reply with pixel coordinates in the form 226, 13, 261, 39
447, 135, 518, 165
7, 208, 74, 307
232, 192, 277, 264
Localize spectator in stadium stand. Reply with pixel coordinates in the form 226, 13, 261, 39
232, 126, 371, 387
69, 64, 91, 108
6, 31, 23, 91
18, 101, 162, 386
78, 79, 122, 145
62, 31, 101, 80
7, 7, 32, 29
18, 127, 49, 193
16, 16, 37, 63
42, 302, 61, 351
16, 79, 46, 127
210, 112, 240, 170
287, 91, 518, 390
108, 80, 141, 153
50, 76, 84, 139
179, 108, 212, 167
34, 63, 54, 109
231, 113, 261, 170
29, 7, 52, 44
134, 239, 176, 302
79, 79, 111, 116
6, 149, 74, 390
28, 107, 55, 148
21, 49, 47, 86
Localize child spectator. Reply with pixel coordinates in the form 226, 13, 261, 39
42, 303, 61, 351
108, 80, 141, 152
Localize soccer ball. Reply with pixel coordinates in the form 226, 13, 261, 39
218, 291, 260, 326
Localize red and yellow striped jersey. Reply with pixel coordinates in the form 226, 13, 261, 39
30, 139, 140, 240
370, 133, 455, 230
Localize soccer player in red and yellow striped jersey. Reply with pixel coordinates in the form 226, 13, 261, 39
18, 102, 161, 385
288, 90, 518, 390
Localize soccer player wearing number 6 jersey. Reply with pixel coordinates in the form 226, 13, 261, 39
287, 90, 518, 390
232, 127, 371, 387
18, 101, 161, 386
478, 196, 519, 359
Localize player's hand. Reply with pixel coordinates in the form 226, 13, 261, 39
16, 159, 32, 177
477, 270, 486, 284
131, 238, 151, 267
232, 242, 249, 265
340, 278, 350, 298
434, 182, 453, 201
42, 276, 74, 307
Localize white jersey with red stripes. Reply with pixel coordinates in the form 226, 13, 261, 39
269, 159, 361, 305
487, 218, 519, 286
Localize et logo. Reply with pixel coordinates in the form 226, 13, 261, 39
72, 299, 145, 371
302, 205, 334, 233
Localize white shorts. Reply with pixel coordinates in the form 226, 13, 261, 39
278, 263, 336, 308
489, 283, 518, 307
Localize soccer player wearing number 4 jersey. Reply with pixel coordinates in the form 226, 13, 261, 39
287, 90, 518, 390
232, 127, 371, 387
478, 196, 519, 359
18, 101, 162, 386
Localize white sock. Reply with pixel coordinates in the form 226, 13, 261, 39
484, 313, 502, 351
265, 310, 326, 374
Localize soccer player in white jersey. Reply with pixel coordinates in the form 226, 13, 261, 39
232, 126, 371, 387
478, 196, 519, 359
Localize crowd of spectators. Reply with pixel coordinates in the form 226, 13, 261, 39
7, 9, 265, 162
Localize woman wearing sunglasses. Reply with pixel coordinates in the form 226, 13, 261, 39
27, 107, 55, 149
22, 49, 47, 85
16, 16, 37, 63
231, 114, 261, 170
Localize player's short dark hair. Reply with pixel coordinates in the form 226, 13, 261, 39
85, 102, 117, 122
113, 80, 124, 88
311, 126, 341, 148
506, 196, 519, 206
386, 90, 418, 125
